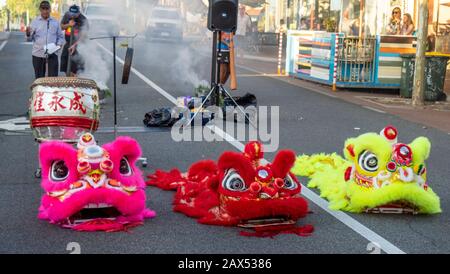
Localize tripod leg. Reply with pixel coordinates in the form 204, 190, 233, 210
220, 86, 257, 129
185, 87, 216, 127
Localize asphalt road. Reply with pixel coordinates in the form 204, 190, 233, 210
0, 32, 449, 254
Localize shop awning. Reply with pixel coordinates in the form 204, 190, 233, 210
240, 0, 267, 8
246, 7, 264, 16
201, 0, 266, 8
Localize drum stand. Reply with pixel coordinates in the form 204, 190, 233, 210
90, 35, 147, 167
186, 31, 256, 128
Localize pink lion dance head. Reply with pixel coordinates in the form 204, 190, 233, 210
38, 133, 156, 231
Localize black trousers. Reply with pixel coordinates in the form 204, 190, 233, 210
32, 54, 59, 79
60, 43, 84, 75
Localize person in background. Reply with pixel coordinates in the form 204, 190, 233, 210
26, 1, 64, 79
235, 5, 251, 57
60, 5, 88, 76
299, 18, 309, 30
401, 13, 415, 35
341, 7, 360, 36
279, 19, 287, 33
386, 7, 402, 35
218, 31, 232, 85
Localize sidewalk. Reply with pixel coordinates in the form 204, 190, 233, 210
238, 58, 450, 134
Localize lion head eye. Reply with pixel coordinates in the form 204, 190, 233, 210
283, 174, 298, 190
222, 169, 247, 192
358, 150, 379, 172
50, 161, 69, 181
119, 157, 132, 176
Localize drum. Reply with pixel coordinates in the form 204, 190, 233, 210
29, 77, 100, 143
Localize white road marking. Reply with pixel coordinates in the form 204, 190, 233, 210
0, 41, 7, 52
0, 117, 30, 131
363, 106, 387, 114
240, 54, 277, 63
97, 43, 406, 254
237, 74, 288, 78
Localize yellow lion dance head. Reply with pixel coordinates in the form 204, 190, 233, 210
293, 126, 441, 214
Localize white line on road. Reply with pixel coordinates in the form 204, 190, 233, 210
363, 106, 387, 114
241, 54, 278, 63
97, 43, 406, 254
0, 41, 7, 52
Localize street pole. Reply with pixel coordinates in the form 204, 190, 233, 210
412, 0, 429, 107
6, 9, 10, 32
113, 36, 117, 139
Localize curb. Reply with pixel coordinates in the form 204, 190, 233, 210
241, 54, 278, 63
0, 31, 10, 41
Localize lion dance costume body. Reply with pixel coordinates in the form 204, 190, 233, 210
148, 142, 313, 237
38, 133, 156, 231
292, 126, 441, 214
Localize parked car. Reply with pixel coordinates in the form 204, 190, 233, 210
145, 6, 183, 42
84, 3, 120, 37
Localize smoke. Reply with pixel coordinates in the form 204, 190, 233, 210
77, 40, 111, 91
73, 0, 212, 93
175, 46, 210, 90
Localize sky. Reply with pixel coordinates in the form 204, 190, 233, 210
0, 0, 5, 8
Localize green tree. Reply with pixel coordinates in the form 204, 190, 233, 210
6, 0, 52, 21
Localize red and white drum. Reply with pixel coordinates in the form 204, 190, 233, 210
29, 77, 100, 143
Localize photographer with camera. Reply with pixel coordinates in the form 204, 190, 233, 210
60, 5, 89, 76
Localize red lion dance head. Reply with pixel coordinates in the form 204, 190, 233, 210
38, 133, 156, 231
148, 142, 312, 237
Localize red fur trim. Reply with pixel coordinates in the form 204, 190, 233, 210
244, 141, 264, 161
199, 210, 240, 226
174, 185, 219, 218
271, 150, 296, 178
187, 160, 218, 182
146, 142, 311, 231
224, 197, 309, 222
147, 169, 186, 190
218, 152, 256, 186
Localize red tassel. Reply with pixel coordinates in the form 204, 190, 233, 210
239, 224, 314, 238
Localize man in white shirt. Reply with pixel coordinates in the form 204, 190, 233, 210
26, 1, 65, 79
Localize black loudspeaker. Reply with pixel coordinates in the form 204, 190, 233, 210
207, 0, 239, 32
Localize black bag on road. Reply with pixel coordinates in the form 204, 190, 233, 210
143, 108, 179, 127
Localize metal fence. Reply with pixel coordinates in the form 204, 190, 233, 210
336, 36, 377, 83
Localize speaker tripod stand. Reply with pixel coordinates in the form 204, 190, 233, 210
186, 31, 256, 128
